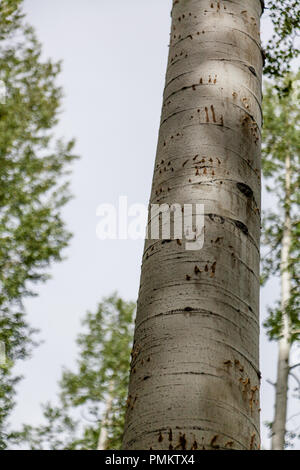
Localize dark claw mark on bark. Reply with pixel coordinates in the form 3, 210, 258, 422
234, 220, 249, 235
237, 182, 253, 198
191, 440, 198, 450
210, 435, 220, 449
179, 433, 187, 450
248, 66, 257, 77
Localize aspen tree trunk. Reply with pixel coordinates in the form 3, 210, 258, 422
123, 0, 263, 450
271, 154, 292, 450
97, 381, 114, 450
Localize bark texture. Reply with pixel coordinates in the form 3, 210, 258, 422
123, 0, 263, 450
271, 154, 292, 450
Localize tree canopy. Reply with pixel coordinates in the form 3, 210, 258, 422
0, 0, 77, 448
12, 294, 135, 450
261, 73, 300, 342
264, 0, 300, 85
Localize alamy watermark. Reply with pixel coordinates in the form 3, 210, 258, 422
96, 196, 205, 250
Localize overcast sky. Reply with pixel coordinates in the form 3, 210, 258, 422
10, 0, 299, 450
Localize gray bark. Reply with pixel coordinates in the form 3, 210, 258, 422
271, 154, 292, 450
123, 0, 263, 450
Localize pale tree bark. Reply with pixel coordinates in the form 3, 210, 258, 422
97, 381, 114, 450
271, 153, 292, 450
123, 0, 263, 450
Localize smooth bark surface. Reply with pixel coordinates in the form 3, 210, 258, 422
123, 0, 263, 450
271, 154, 292, 450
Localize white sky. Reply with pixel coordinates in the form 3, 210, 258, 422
10, 0, 299, 450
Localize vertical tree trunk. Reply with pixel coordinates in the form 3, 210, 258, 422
97, 381, 114, 450
123, 0, 263, 450
271, 154, 292, 450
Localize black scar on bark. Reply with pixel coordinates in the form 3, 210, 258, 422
237, 182, 253, 199
179, 433, 187, 450
234, 220, 249, 236
248, 65, 257, 77
259, 0, 265, 15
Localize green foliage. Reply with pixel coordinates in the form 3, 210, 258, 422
0, 0, 23, 38
265, 420, 300, 449
12, 403, 85, 451
261, 74, 300, 341
0, 0, 77, 448
264, 0, 300, 84
12, 294, 135, 450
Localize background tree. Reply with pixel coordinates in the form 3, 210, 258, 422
12, 294, 135, 450
0, 0, 77, 448
261, 74, 300, 450
264, 0, 300, 85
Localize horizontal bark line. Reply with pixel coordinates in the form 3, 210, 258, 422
170, 28, 261, 53
168, 41, 262, 72
134, 307, 259, 337
133, 311, 261, 371
151, 177, 261, 200
164, 60, 262, 93
160, 103, 262, 133
142, 250, 260, 284
127, 383, 260, 423
132, 336, 260, 377
151, 144, 261, 180
163, 80, 263, 118
126, 394, 260, 429
143, 213, 260, 251
171, 0, 263, 19
150, 178, 260, 212
166, 56, 262, 92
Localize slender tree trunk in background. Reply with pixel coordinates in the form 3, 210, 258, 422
123, 0, 263, 450
97, 381, 114, 450
271, 154, 292, 450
